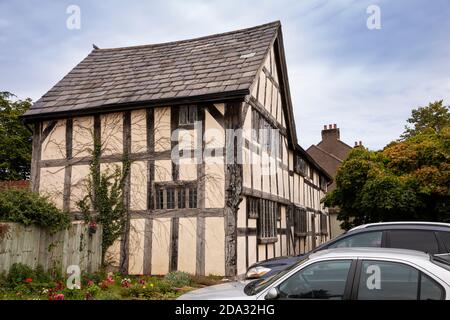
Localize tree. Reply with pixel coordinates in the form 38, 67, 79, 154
324, 101, 450, 230
0, 92, 32, 180
401, 100, 449, 139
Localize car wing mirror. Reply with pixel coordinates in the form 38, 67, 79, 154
265, 287, 279, 300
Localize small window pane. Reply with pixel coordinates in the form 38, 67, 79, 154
189, 188, 197, 208
278, 260, 352, 300
358, 261, 419, 300
328, 232, 382, 249
437, 232, 450, 252
155, 188, 164, 209
167, 188, 175, 209
179, 105, 196, 125
388, 230, 439, 254
420, 273, 444, 300
178, 189, 186, 209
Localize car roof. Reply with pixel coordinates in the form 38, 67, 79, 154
349, 221, 450, 232
309, 247, 430, 262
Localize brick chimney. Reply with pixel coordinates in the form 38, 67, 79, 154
322, 123, 340, 142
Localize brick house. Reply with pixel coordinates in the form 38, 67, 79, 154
307, 124, 359, 238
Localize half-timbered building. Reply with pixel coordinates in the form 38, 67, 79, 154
23, 21, 331, 277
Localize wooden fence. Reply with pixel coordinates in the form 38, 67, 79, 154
0, 221, 102, 274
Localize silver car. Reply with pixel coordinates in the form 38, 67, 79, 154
178, 248, 450, 300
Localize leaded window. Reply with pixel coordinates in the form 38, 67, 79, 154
167, 188, 175, 209
257, 199, 278, 242
294, 207, 307, 236
178, 188, 186, 209
189, 187, 197, 208
179, 105, 197, 125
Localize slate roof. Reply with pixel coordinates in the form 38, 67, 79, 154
23, 21, 281, 120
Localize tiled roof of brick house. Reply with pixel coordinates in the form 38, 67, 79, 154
23, 21, 281, 120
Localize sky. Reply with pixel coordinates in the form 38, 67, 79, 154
1, 0, 449, 150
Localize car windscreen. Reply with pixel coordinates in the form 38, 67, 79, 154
244, 255, 309, 296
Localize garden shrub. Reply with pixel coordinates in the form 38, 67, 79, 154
0, 189, 70, 233
6, 263, 58, 294
164, 271, 192, 287
6, 263, 34, 288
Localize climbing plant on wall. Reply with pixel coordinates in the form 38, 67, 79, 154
77, 137, 130, 266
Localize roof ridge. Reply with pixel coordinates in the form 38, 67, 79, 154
94, 20, 281, 52
309, 144, 344, 163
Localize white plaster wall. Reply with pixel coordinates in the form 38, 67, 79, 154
72, 116, 94, 158
204, 109, 225, 149
130, 161, 147, 211
179, 157, 197, 181
128, 219, 145, 275
177, 217, 197, 274
151, 218, 171, 275
39, 166, 65, 209
248, 235, 257, 267
41, 120, 66, 160
70, 165, 90, 211
204, 156, 224, 208
131, 109, 147, 154
101, 113, 123, 156
204, 217, 225, 276
237, 236, 247, 276
237, 197, 247, 229
154, 107, 171, 152
154, 159, 172, 182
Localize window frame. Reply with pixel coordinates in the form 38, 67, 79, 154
386, 229, 440, 254
153, 183, 196, 210
351, 259, 445, 300
177, 188, 186, 209
188, 187, 197, 208
325, 231, 384, 250
166, 187, 175, 209
257, 199, 278, 243
178, 105, 197, 126
293, 207, 307, 236
436, 231, 450, 253
276, 259, 357, 300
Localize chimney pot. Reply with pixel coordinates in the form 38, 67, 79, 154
359, 141, 362, 146
328, 124, 332, 129
355, 141, 358, 147
323, 125, 327, 130
333, 124, 337, 129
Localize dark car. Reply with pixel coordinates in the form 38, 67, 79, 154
246, 221, 450, 279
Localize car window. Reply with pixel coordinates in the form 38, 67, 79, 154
437, 232, 450, 252
388, 230, 439, 253
278, 260, 352, 300
420, 273, 444, 300
327, 231, 382, 249
358, 261, 419, 300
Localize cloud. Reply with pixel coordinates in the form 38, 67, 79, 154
0, 0, 449, 150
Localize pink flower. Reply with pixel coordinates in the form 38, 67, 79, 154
49, 293, 65, 300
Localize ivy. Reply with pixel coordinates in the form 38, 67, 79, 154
77, 136, 130, 265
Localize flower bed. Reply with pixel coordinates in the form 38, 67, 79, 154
0, 263, 223, 300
